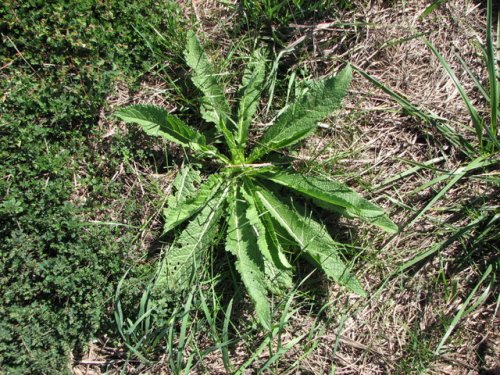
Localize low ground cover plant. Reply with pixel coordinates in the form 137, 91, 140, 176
116, 30, 397, 328
0, 1, 187, 372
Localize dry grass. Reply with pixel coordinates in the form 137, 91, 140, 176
74, 0, 498, 374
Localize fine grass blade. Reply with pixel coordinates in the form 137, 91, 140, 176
405, 155, 490, 228
260, 170, 398, 233
222, 298, 234, 373
249, 65, 352, 161
352, 65, 476, 156
184, 30, 237, 154
454, 52, 489, 102
434, 264, 494, 355
256, 186, 366, 296
225, 184, 271, 329
419, 0, 449, 19
422, 37, 484, 148
485, 0, 498, 150
352, 65, 444, 124
115, 104, 220, 158
236, 49, 267, 147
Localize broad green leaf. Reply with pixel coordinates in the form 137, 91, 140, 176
256, 187, 366, 296
168, 165, 201, 207
242, 179, 292, 270
163, 174, 223, 233
241, 180, 293, 293
156, 188, 228, 292
260, 170, 398, 233
115, 104, 219, 157
184, 30, 237, 153
226, 185, 271, 329
249, 65, 352, 161
236, 49, 266, 146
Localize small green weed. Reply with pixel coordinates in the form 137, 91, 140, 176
116, 30, 397, 329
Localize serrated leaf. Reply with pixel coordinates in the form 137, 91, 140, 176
241, 180, 293, 292
170, 166, 201, 205
260, 170, 398, 233
226, 185, 271, 329
115, 104, 219, 157
163, 174, 223, 233
243, 179, 292, 269
255, 187, 366, 296
249, 65, 352, 161
236, 49, 266, 146
156, 188, 228, 292
184, 30, 237, 153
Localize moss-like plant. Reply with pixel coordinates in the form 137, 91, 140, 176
116, 30, 397, 328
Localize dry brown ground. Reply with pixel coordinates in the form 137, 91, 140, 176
75, 0, 498, 374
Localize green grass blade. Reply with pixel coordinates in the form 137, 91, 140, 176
260, 170, 398, 233
454, 53, 490, 102
257, 333, 307, 374
434, 264, 493, 355
222, 299, 234, 373
177, 290, 194, 371
485, 0, 498, 148
373, 156, 446, 190
353, 65, 477, 157
256, 186, 366, 296
419, 0, 449, 19
225, 184, 271, 329
249, 65, 352, 161
352, 65, 444, 124
422, 37, 484, 148
406, 156, 489, 228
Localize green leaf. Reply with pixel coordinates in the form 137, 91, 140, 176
163, 174, 223, 233
243, 179, 292, 270
418, 0, 449, 19
156, 188, 228, 292
226, 185, 271, 329
115, 104, 219, 157
249, 65, 352, 161
184, 30, 237, 153
236, 49, 266, 147
255, 187, 366, 296
169, 165, 201, 206
241, 180, 293, 292
260, 170, 398, 233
